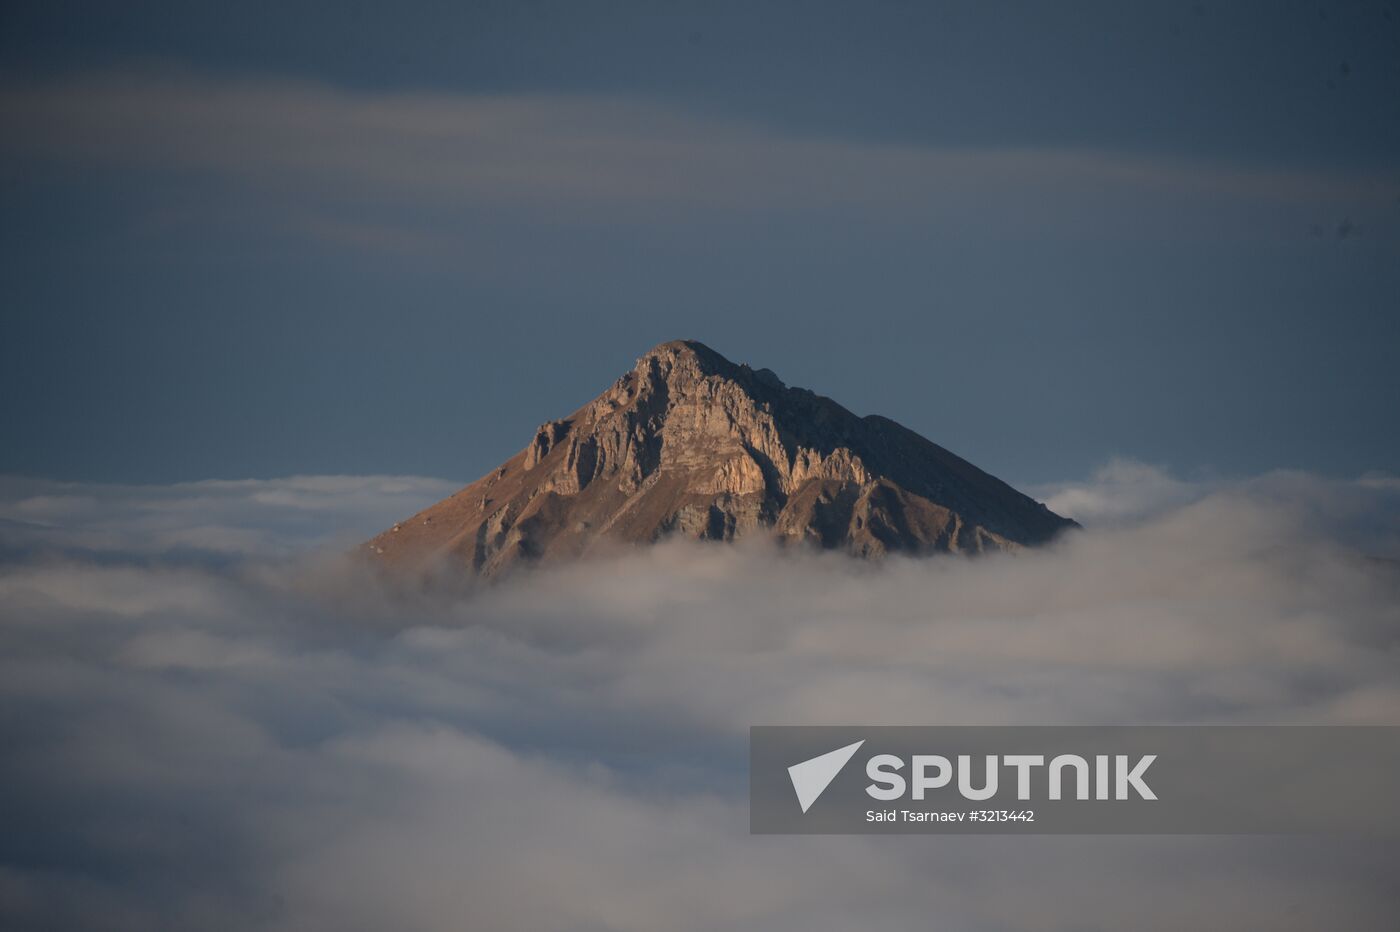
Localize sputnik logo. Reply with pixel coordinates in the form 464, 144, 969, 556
787, 740, 865, 813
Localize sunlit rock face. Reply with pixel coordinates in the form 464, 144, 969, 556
365, 340, 1076, 578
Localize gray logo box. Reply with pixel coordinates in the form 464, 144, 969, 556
750, 726, 1400, 835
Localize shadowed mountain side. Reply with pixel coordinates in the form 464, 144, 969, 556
365, 340, 1076, 578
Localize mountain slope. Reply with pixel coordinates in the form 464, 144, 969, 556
365, 340, 1075, 578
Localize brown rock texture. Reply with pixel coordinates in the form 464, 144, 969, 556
365, 340, 1076, 578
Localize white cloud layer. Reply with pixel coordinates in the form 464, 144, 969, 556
1, 464, 1398, 930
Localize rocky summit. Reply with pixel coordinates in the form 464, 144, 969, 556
365, 340, 1076, 578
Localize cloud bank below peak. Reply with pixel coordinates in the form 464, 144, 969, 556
1, 462, 1398, 929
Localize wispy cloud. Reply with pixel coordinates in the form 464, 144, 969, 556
1, 465, 1398, 929
3, 72, 1396, 229
0, 474, 459, 559
1033, 458, 1210, 525
1035, 459, 1400, 556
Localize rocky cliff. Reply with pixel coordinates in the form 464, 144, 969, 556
364, 340, 1075, 578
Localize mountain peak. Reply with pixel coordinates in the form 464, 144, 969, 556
637, 338, 714, 361
634, 339, 746, 383
366, 341, 1075, 578
634, 339, 791, 407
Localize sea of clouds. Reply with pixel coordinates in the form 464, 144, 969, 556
1, 463, 1397, 931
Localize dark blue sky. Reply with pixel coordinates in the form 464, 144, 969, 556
3, 1, 1398, 486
